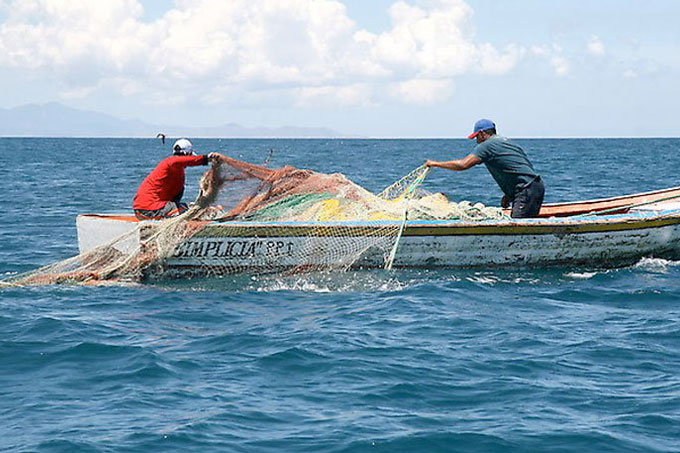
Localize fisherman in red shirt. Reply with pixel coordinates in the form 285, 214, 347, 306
133, 138, 220, 220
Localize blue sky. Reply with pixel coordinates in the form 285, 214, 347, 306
0, 0, 678, 137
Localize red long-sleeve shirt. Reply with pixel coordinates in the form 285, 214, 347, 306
133, 155, 208, 211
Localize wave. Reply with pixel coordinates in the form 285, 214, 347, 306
633, 257, 680, 273
172, 270, 436, 293
564, 271, 600, 280
254, 275, 413, 293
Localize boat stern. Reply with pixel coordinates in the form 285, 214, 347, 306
76, 214, 141, 255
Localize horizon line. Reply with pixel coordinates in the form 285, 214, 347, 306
1, 135, 680, 140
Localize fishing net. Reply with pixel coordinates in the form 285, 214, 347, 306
3, 156, 508, 286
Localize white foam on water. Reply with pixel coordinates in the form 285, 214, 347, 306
152, 269, 500, 293
466, 274, 541, 285
153, 269, 432, 293
633, 257, 680, 273
512, 277, 543, 284
467, 275, 499, 285
256, 277, 334, 293
246, 269, 442, 293
247, 272, 391, 293
565, 271, 599, 280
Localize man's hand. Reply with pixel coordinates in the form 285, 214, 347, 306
501, 195, 511, 209
207, 152, 222, 160
425, 160, 439, 168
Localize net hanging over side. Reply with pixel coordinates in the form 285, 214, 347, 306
4, 156, 509, 286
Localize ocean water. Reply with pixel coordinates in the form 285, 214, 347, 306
1, 137, 680, 452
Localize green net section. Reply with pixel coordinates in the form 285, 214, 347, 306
243, 193, 334, 221
3, 157, 509, 286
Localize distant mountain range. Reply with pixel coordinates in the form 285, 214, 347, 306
0, 102, 344, 138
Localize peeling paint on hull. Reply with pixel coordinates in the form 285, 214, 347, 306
77, 210, 680, 272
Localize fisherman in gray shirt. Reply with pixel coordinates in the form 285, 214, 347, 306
425, 119, 545, 218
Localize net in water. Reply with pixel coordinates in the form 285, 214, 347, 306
4, 156, 508, 285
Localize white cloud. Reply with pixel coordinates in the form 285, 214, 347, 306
389, 78, 454, 104
587, 35, 605, 56
529, 45, 548, 57
0, 0, 523, 107
59, 85, 98, 100
529, 44, 570, 76
551, 56, 570, 77
296, 84, 375, 107
477, 43, 524, 75
370, 0, 479, 76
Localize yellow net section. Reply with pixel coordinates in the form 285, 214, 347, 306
3, 157, 508, 285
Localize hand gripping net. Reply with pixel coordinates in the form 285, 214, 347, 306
3, 157, 508, 285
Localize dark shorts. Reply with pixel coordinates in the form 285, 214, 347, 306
134, 201, 188, 220
511, 177, 545, 219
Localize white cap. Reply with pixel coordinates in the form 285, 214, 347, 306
172, 138, 195, 155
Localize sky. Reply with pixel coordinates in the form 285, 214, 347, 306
0, 0, 678, 137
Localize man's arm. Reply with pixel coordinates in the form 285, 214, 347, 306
171, 154, 210, 167
425, 153, 482, 171
173, 153, 223, 168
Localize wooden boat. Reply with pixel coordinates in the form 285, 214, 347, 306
76, 186, 680, 272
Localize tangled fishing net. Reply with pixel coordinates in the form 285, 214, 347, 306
3, 156, 508, 286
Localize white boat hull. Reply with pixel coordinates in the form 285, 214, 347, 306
76, 209, 680, 275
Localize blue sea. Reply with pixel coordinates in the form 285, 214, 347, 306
2, 137, 680, 452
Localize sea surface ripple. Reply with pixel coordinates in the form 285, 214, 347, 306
1, 138, 680, 452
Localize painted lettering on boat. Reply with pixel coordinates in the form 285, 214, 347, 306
173, 239, 295, 258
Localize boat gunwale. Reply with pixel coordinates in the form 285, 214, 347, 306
540, 184, 680, 208
534, 185, 680, 217
179, 211, 680, 238
77, 209, 680, 236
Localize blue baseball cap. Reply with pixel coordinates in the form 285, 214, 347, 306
468, 119, 496, 139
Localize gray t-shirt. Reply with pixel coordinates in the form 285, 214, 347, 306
472, 135, 539, 199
